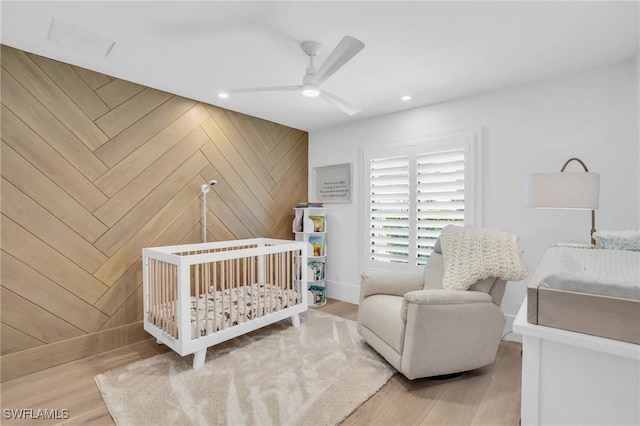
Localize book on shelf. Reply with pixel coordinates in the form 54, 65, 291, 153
308, 215, 325, 232
308, 236, 325, 257
309, 285, 326, 305
308, 261, 325, 281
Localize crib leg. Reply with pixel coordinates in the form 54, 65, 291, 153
193, 349, 206, 369
156, 339, 164, 345
291, 313, 301, 328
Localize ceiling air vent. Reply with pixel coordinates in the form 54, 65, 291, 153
48, 17, 116, 58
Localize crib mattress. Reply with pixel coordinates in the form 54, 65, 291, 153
191, 283, 302, 338
151, 283, 302, 339
528, 247, 640, 344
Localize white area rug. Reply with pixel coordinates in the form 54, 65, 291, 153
95, 310, 394, 426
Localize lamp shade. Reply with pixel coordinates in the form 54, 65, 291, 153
525, 172, 600, 210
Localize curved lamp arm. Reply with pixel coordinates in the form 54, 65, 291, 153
560, 158, 596, 245
561, 157, 590, 172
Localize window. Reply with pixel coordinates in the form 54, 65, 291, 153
364, 130, 482, 271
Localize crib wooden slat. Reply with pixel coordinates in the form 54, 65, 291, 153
172, 262, 177, 339
158, 261, 163, 331
269, 254, 274, 314
171, 263, 175, 337
281, 252, 285, 310
162, 263, 165, 334
195, 262, 200, 338
161, 262, 165, 334
207, 260, 210, 336
159, 261, 163, 332
166, 262, 170, 337
212, 261, 217, 334
153, 259, 158, 329
232, 258, 236, 327
149, 259, 155, 327
168, 263, 173, 338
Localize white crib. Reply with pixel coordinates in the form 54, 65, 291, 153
143, 238, 308, 369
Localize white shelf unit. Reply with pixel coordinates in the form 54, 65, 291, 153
293, 207, 327, 307
514, 299, 639, 426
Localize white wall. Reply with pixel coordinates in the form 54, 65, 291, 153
308, 58, 639, 340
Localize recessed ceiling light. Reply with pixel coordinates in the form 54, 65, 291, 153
401, 95, 412, 101
218, 91, 229, 99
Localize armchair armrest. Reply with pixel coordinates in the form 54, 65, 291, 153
404, 289, 493, 305
401, 289, 493, 321
360, 270, 424, 302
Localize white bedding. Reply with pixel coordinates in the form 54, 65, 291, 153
538, 247, 640, 300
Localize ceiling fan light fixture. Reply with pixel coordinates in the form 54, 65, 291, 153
302, 84, 320, 97
219, 35, 364, 114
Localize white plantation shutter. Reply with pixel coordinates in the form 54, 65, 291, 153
364, 131, 481, 270
416, 149, 466, 263
369, 155, 411, 263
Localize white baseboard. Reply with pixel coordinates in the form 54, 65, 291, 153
503, 314, 522, 343
325, 280, 359, 305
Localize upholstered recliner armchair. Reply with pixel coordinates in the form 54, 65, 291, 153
357, 226, 527, 380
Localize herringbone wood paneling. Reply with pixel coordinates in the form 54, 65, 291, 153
0, 45, 308, 379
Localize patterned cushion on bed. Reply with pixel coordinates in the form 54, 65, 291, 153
192, 283, 302, 337
149, 283, 302, 339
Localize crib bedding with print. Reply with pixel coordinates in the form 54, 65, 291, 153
143, 238, 308, 369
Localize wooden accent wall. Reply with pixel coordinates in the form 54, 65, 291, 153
0, 45, 308, 380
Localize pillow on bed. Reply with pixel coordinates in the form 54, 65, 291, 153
593, 230, 640, 251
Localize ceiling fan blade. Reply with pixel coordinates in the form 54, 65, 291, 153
319, 89, 362, 116
225, 85, 301, 94
313, 36, 365, 85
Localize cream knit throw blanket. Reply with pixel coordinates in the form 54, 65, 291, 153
440, 225, 528, 291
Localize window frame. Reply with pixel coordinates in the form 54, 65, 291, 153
361, 129, 483, 273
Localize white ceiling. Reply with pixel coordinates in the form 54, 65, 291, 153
1, 1, 638, 131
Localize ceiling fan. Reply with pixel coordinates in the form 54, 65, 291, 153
218, 35, 365, 115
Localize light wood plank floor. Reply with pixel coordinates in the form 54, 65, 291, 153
1, 299, 521, 425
